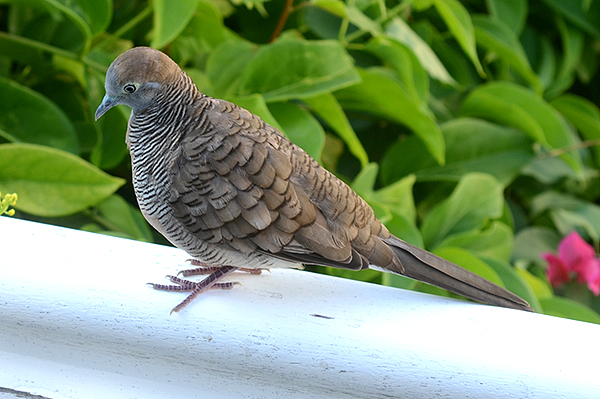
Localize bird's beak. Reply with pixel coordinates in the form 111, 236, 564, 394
95, 94, 119, 120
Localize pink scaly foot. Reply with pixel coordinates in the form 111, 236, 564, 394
148, 266, 239, 314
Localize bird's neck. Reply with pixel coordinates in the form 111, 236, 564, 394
126, 72, 202, 152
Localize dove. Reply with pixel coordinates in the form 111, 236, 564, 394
96, 47, 533, 313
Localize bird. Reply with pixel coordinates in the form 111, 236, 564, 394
95, 47, 533, 314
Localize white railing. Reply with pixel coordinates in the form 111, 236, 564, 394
1, 217, 598, 399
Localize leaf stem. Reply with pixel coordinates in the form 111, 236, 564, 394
541, 139, 600, 158
270, 0, 295, 43
0, 31, 106, 72
95, 5, 153, 49
344, 0, 411, 43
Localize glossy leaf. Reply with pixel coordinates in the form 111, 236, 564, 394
482, 256, 540, 311
347, 5, 382, 36
87, 69, 129, 169
546, 17, 585, 98
530, 192, 600, 242
516, 268, 553, 299
421, 173, 504, 249
486, 0, 528, 34
312, 0, 347, 18
540, 297, 600, 324
472, 15, 542, 93
551, 93, 600, 165
91, 194, 153, 242
238, 39, 361, 102
268, 102, 325, 163
381, 118, 534, 186
366, 37, 429, 104
513, 227, 562, 267
152, 0, 199, 48
373, 174, 417, 224
0, 77, 78, 154
42, 0, 92, 52
437, 221, 514, 262
384, 17, 457, 86
461, 81, 582, 174
541, 0, 600, 39
303, 93, 368, 166
0, 144, 124, 217
170, 0, 235, 63
229, 95, 283, 131
384, 211, 423, 248
433, 0, 484, 76
335, 68, 445, 165
206, 40, 257, 98
50, 0, 112, 36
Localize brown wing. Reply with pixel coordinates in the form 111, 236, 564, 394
167, 97, 398, 271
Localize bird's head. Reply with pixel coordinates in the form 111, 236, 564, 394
95, 47, 182, 120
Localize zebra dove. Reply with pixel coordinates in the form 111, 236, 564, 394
95, 47, 533, 313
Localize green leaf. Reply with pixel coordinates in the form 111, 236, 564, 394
43, 0, 93, 52
521, 157, 581, 184
381, 118, 534, 186
530, 192, 600, 242
0, 76, 78, 154
512, 226, 561, 267
433, 246, 504, 286
91, 105, 129, 169
550, 208, 600, 243
384, 211, 423, 247
238, 39, 361, 102
303, 93, 368, 166
92, 194, 153, 242
540, 0, 600, 39
0, 143, 124, 217
152, 0, 199, 48
486, 0, 528, 34
312, 0, 347, 18
437, 221, 514, 262
461, 81, 582, 175
228, 94, 283, 131
87, 69, 129, 169
350, 162, 378, 197
335, 68, 445, 165
551, 93, 600, 165
171, 0, 236, 62
268, 102, 325, 162
373, 174, 417, 224
366, 37, 429, 104
540, 297, 600, 324
384, 17, 458, 86
546, 17, 585, 98
53, 0, 112, 36
421, 173, 504, 249
516, 268, 553, 299
529, 190, 600, 242
206, 40, 257, 98
347, 5, 382, 36
482, 256, 541, 311
0, 31, 48, 69
432, 0, 484, 76
472, 15, 542, 93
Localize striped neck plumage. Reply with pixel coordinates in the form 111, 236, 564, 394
126, 72, 199, 151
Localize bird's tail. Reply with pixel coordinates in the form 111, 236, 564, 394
382, 236, 534, 312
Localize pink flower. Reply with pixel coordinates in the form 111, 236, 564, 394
541, 232, 600, 295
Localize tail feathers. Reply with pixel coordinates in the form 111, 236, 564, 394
383, 237, 534, 312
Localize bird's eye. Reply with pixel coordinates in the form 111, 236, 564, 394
123, 84, 137, 94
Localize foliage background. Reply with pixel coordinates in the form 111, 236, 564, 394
1, 0, 600, 323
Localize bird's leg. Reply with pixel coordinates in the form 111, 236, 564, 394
148, 265, 239, 313
185, 259, 268, 275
